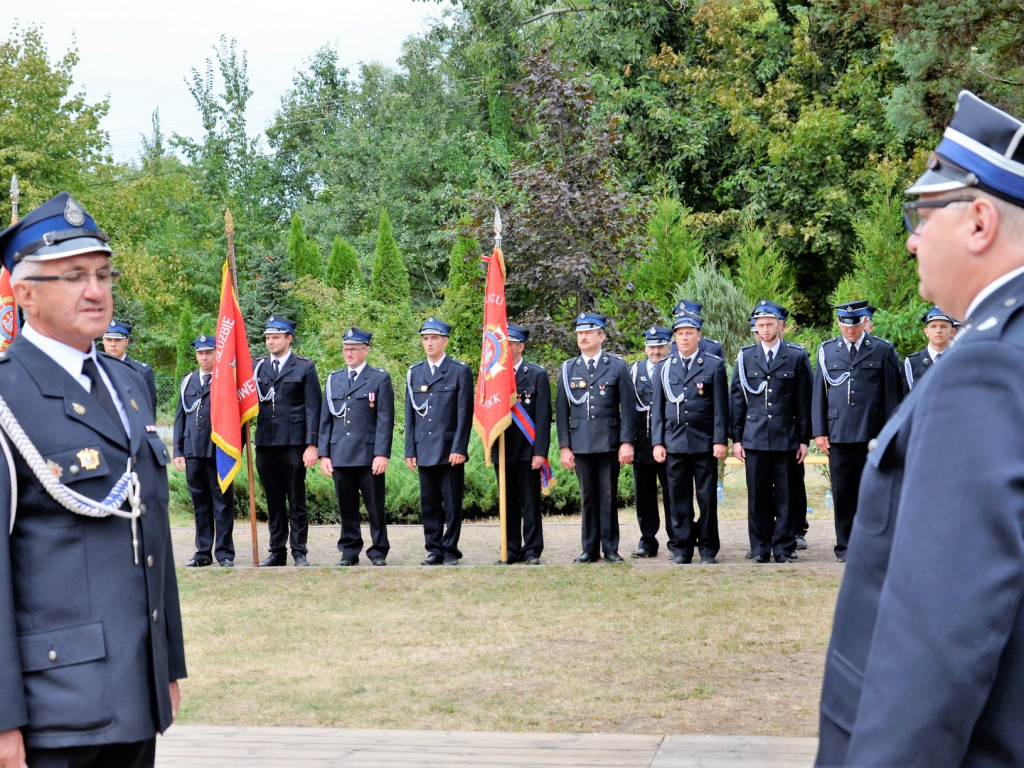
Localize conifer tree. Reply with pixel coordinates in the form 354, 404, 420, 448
440, 234, 483, 360
369, 209, 411, 310
326, 235, 361, 291
174, 302, 196, 407
286, 213, 323, 279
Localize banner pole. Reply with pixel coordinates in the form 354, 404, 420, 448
499, 432, 508, 563
225, 209, 260, 566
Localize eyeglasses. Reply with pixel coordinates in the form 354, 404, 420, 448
902, 198, 975, 235
23, 268, 121, 287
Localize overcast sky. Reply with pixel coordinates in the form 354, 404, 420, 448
14, 0, 450, 162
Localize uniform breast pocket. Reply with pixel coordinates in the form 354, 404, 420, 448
775, 370, 794, 380
856, 415, 904, 535
19, 622, 116, 731
857, 359, 882, 381
39, 446, 112, 528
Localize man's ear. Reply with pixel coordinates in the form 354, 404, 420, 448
966, 197, 1001, 255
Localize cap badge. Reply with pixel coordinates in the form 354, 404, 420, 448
64, 196, 86, 227
76, 448, 101, 471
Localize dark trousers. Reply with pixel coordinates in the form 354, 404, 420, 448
27, 737, 156, 768
633, 460, 670, 554
332, 465, 389, 561
665, 451, 720, 560
575, 451, 619, 558
829, 441, 869, 558
790, 459, 808, 537
186, 456, 235, 561
744, 449, 796, 559
494, 460, 544, 562
418, 463, 464, 559
256, 444, 309, 557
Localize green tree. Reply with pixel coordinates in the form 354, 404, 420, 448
440, 234, 483, 361
729, 222, 796, 315
369, 209, 411, 313
326, 235, 361, 291
286, 213, 322, 279
174, 303, 196, 402
673, 258, 751, 366
0, 23, 109, 203
630, 197, 707, 313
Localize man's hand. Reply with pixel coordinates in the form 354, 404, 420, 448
560, 446, 575, 471
618, 442, 634, 466
814, 435, 830, 457
713, 443, 727, 459
406, 457, 418, 471
302, 445, 318, 468
531, 455, 545, 471
0, 729, 26, 768
371, 456, 389, 475
653, 445, 667, 463
319, 457, 333, 477
732, 442, 746, 462
796, 443, 808, 463
449, 453, 467, 466
170, 680, 181, 721
172, 456, 186, 472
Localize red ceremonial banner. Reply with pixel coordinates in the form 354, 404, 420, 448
473, 246, 517, 465
210, 260, 259, 492
0, 266, 18, 351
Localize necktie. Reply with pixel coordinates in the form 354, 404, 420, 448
201, 373, 210, 392
849, 343, 857, 360
587, 359, 596, 376
683, 356, 691, 375
766, 350, 774, 368
272, 359, 280, 378
349, 369, 357, 382
935, 352, 943, 362
82, 357, 124, 433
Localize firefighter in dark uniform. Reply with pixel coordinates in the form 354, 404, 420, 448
491, 322, 551, 564
0, 193, 185, 768
730, 299, 812, 563
405, 317, 474, 566
317, 327, 394, 567
812, 300, 902, 562
902, 306, 956, 395
628, 324, 672, 559
173, 334, 235, 568
817, 90, 1024, 768
671, 299, 724, 357
652, 310, 728, 564
253, 315, 322, 567
555, 312, 635, 563
102, 318, 158, 411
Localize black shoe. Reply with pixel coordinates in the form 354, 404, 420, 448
421, 553, 443, 566
218, 558, 234, 568
837, 554, 847, 563
371, 557, 386, 566
631, 548, 656, 559
604, 552, 625, 564
775, 555, 792, 563
524, 556, 541, 565
260, 554, 286, 567
671, 554, 690, 565
337, 558, 357, 567
573, 553, 597, 564
443, 556, 459, 566
787, 552, 799, 560
745, 550, 754, 560
795, 536, 808, 550
294, 554, 310, 567
699, 555, 716, 564
185, 553, 212, 568
753, 553, 770, 563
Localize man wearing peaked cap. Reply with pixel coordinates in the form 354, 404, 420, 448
102, 318, 158, 412
0, 193, 185, 767
652, 311, 728, 565
817, 92, 1024, 767
901, 307, 956, 395
253, 314, 322, 567
671, 299, 724, 358
627, 325, 673, 559
318, 327, 394, 567
729, 299, 811, 564
405, 317, 474, 565
556, 312, 635, 564
811, 300, 902, 565
491, 322, 551, 564
173, 334, 235, 568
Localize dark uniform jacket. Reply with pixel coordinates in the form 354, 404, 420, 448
817, 276, 1024, 766
103, 352, 157, 413
902, 347, 937, 395
555, 353, 635, 454
671, 336, 723, 359
811, 334, 902, 443
491, 360, 551, 465
652, 353, 728, 454
254, 353, 322, 447
629, 359, 659, 463
730, 342, 812, 451
0, 336, 186, 748
317, 366, 395, 467
172, 370, 212, 459
404, 355, 474, 467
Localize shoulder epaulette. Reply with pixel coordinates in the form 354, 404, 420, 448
294, 353, 313, 362
739, 343, 756, 351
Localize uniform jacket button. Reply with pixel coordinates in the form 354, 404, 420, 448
147, 555, 154, 568
151, 610, 159, 622
48, 650, 57, 662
